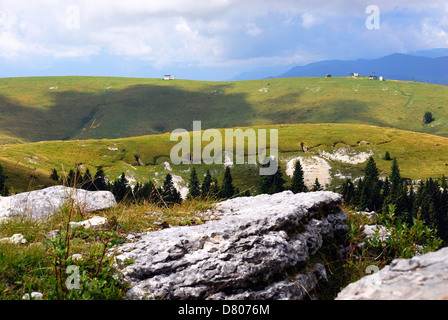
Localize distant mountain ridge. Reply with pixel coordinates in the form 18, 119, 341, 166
275, 53, 448, 85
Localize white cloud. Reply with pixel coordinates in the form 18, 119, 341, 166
0, 0, 447, 74
420, 21, 448, 47
246, 23, 263, 36
301, 13, 321, 29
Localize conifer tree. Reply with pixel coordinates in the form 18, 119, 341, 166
50, 168, 59, 183
341, 178, 355, 205
359, 156, 382, 211
259, 163, 271, 194
271, 163, 286, 194
291, 159, 306, 193
82, 169, 93, 190
0, 164, 8, 196
68, 167, 83, 188
311, 177, 322, 191
389, 158, 402, 198
111, 173, 131, 203
259, 158, 285, 195
93, 167, 109, 191
141, 181, 156, 203
382, 176, 390, 200
187, 167, 201, 199
201, 170, 212, 198
383, 151, 392, 161
210, 177, 221, 199
133, 182, 143, 203
220, 167, 235, 199
162, 174, 182, 206
66, 169, 75, 187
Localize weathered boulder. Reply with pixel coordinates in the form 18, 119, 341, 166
336, 247, 448, 300
0, 186, 117, 222
111, 191, 348, 300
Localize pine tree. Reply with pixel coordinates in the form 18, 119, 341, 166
389, 158, 402, 198
66, 169, 75, 187
111, 173, 131, 203
50, 168, 59, 183
259, 158, 285, 195
141, 181, 156, 203
201, 170, 213, 198
209, 177, 221, 199
341, 178, 355, 205
383, 151, 392, 161
67, 167, 82, 188
187, 167, 201, 199
133, 182, 143, 203
291, 159, 306, 193
93, 167, 109, 191
81, 169, 93, 190
0, 164, 8, 196
311, 177, 322, 191
220, 167, 235, 199
359, 156, 382, 211
259, 164, 271, 194
162, 174, 182, 206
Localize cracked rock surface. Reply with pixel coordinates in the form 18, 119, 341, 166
336, 247, 448, 300
111, 191, 348, 300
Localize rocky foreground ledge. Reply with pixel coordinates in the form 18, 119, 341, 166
337, 246, 448, 300
111, 191, 348, 300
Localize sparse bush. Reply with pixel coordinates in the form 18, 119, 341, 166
366, 204, 442, 259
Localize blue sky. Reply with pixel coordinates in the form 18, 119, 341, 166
0, 0, 447, 80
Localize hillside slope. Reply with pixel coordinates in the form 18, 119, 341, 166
0, 76, 448, 142
2, 123, 448, 194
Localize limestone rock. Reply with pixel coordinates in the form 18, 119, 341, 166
69, 216, 110, 230
0, 233, 27, 244
111, 191, 348, 300
336, 247, 448, 300
354, 211, 376, 221
363, 225, 391, 242
22, 292, 43, 300
0, 186, 117, 222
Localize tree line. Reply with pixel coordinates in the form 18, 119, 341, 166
341, 156, 448, 243
48, 166, 253, 207
46, 154, 448, 244
48, 156, 320, 207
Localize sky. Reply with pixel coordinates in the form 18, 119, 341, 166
0, 0, 447, 80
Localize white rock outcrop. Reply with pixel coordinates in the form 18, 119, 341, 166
0, 233, 27, 244
111, 191, 348, 300
337, 247, 448, 300
0, 186, 117, 222
69, 216, 110, 230
22, 292, 44, 300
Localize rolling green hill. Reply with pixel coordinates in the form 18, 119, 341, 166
0, 76, 448, 143
2, 123, 448, 194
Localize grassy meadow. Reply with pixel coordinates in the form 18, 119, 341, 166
0, 76, 448, 143
1, 123, 448, 194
